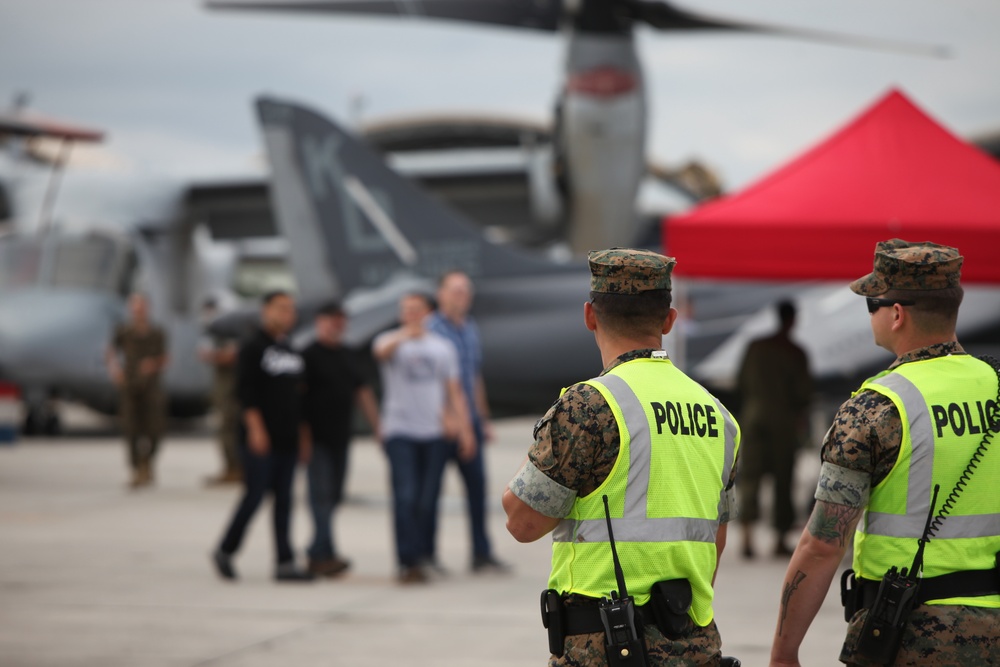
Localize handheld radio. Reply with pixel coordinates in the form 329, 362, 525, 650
599, 495, 648, 666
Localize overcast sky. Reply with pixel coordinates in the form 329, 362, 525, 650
2, 0, 998, 227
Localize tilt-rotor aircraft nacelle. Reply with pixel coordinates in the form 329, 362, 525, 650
207, 0, 944, 256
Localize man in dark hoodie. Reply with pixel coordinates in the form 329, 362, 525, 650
212, 290, 312, 582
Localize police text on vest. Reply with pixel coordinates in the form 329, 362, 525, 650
650, 401, 719, 438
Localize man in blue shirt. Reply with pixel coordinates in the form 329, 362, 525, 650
427, 270, 510, 573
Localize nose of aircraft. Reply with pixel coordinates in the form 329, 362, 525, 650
0, 289, 122, 388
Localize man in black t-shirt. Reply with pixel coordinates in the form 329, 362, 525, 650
301, 301, 381, 577
212, 291, 312, 582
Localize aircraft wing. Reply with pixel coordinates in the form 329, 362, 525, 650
694, 285, 1000, 391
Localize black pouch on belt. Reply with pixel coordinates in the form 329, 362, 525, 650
648, 579, 693, 638
541, 589, 567, 657
840, 569, 861, 622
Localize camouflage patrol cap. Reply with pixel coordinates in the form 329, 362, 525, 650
588, 248, 676, 294
849, 239, 963, 296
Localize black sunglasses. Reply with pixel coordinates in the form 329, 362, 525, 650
866, 297, 915, 314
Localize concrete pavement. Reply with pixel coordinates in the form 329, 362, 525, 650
0, 416, 849, 666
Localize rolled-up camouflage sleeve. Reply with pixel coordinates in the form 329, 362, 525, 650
508, 460, 576, 518
526, 384, 620, 498
815, 462, 870, 508
815, 388, 901, 507
718, 486, 738, 524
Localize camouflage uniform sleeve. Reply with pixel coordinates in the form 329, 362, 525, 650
716, 399, 741, 524
815, 389, 902, 507
526, 383, 620, 499
718, 486, 738, 524
507, 460, 575, 518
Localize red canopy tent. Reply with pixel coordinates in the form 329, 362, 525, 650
663, 89, 1000, 283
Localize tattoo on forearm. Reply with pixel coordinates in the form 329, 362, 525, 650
808, 502, 863, 547
779, 570, 807, 636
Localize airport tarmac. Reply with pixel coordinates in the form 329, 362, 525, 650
0, 415, 850, 667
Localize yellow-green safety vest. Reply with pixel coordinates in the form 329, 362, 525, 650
854, 354, 1000, 607
548, 355, 740, 626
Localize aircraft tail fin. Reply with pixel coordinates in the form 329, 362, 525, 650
255, 97, 574, 302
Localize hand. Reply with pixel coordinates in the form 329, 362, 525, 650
139, 358, 159, 376
481, 419, 495, 443
299, 439, 312, 465
457, 429, 477, 463
110, 368, 124, 387
248, 427, 270, 456
441, 412, 460, 441
769, 659, 801, 667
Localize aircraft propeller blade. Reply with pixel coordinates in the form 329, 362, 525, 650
205, 0, 564, 32
207, 0, 946, 57
625, 0, 948, 58
0, 112, 104, 142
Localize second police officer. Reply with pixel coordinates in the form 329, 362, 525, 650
503, 248, 742, 666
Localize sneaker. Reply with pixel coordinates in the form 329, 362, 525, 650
308, 556, 351, 578
275, 562, 314, 582
471, 555, 511, 575
419, 558, 449, 578
398, 566, 428, 585
204, 470, 243, 487
212, 550, 237, 580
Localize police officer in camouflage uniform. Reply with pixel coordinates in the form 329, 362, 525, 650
503, 248, 742, 666
770, 239, 1000, 666
106, 293, 169, 488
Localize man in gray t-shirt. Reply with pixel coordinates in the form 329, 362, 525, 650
372, 293, 474, 584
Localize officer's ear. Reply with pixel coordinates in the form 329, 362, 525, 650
584, 301, 598, 332
661, 307, 679, 335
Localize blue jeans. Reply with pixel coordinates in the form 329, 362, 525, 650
218, 443, 298, 565
429, 420, 492, 561
384, 436, 449, 568
307, 442, 349, 561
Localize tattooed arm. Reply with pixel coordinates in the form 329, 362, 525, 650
768, 499, 864, 666
769, 387, 884, 666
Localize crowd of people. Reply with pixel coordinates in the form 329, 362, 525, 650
105, 271, 508, 585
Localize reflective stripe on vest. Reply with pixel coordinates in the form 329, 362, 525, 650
551, 372, 738, 544
864, 370, 1000, 540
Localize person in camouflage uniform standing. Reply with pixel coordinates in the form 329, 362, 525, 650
106, 293, 169, 488
199, 298, 242, 486
503, 248, 742, 666
770, 239, 1000, 666
736, 299, 811, 559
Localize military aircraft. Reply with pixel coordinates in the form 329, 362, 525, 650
208, 0, 943, 256
0, 92, 711, 430
0, 111, 257, 433
239, 96, 805, 413
249, 96, 1000, 420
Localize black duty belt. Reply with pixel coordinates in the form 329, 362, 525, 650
564, 600, 657, 636
856, 568, 1000, 609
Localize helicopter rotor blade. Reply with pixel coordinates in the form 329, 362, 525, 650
205, 0, 564, 32
626, 1, 948, 58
